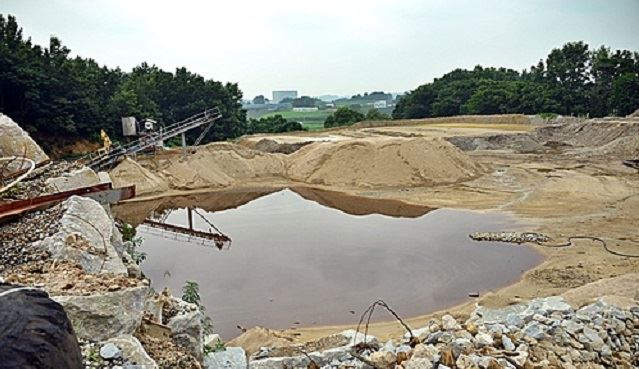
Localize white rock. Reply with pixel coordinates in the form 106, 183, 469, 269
53, 285, 148, 341
205, 347, 246, 369
100, 343, 121, 359
403, 358, 433, 369
502, 335, 515, 351
442, 315, 460, 330
474, 332, 494, 348
46, 167, 101, 192
167, 298, 206, 361
0, 113, 49, 164
35, 196, 128, 275
107, 335, 157, 369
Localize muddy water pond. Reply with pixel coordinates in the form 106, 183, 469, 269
121, 189, 543, 339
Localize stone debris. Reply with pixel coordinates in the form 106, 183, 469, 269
248, 297, 638, 369
469, 232, 549, 244
0, 204, 60, 272
3, 260, 144, 296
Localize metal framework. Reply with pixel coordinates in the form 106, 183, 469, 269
82, 107, 222, 171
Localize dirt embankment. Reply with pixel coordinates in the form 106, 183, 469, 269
112, 137, 482, 196
448, 118, 639, 157
351, 114, 534, 129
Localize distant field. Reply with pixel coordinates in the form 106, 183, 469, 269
257, 110, 333, 131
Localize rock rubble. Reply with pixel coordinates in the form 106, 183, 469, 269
248, 297, 638, 369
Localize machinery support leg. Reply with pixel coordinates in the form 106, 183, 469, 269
181, 133, 187, 157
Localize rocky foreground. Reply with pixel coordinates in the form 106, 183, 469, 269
239, 297, 638, 369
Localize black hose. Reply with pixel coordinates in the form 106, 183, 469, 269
531, 234, 639, 258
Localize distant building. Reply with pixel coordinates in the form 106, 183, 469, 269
373, 100, 387, 109
272, 90, 298, 103
292, 107, 319, 112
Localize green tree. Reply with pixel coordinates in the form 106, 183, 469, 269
364, 108, 390, 120
247, 114, 306, 134
324, 107, 365, 128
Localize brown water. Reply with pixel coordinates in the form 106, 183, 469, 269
129, 189, 543, 339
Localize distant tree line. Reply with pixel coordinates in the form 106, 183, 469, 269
0, 15, 246, 150
324, 107, 389, 128
393, 42, 639, 119
247, 115, 306, 134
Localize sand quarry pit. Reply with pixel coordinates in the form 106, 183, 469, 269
111, 114, 639, 344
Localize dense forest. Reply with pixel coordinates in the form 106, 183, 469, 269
0, 15, 246, 150
393, 42, 639, 119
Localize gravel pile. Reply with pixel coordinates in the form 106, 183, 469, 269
469, 232, 549, 244
248, 297, 638, 369
0, 205, 62, 273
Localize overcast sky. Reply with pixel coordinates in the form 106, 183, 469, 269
3, 0, 639, 99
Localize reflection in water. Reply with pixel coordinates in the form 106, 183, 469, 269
140, 207, 231, 250
120, 189, 543, 339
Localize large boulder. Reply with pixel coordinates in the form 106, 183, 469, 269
35, 196, 128, 275
53, 285, 148, 341
45, 167, 101, 192
0, 113, 49, 164
0, 283, 83, 369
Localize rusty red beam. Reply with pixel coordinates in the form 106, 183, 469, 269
0, 183, 136, 224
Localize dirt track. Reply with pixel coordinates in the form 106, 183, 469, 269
111, 115, 639, 345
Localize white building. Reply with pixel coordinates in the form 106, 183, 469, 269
373, 100, 387, 109
272, 90, 298, 103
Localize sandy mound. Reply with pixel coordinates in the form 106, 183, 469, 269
287, 137, 481, 188
111, 158, 170, 196
111, 143, 285, 196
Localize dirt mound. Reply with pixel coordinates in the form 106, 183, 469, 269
252, 138, 312, 154
111, 158, 170, 196
447, 133, 544, 152
577, 135, 639, 158
287, 137, 481, 188
111, 143, 285, 196
535, 120, 639, 147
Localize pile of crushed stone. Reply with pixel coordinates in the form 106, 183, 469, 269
0, 205, 62, 273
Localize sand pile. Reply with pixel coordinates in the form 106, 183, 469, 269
286, 137, 481, 188
111, 143, 285, 196
111, 157, 170, 195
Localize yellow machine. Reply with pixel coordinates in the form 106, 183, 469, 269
98, 129, 112, 156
